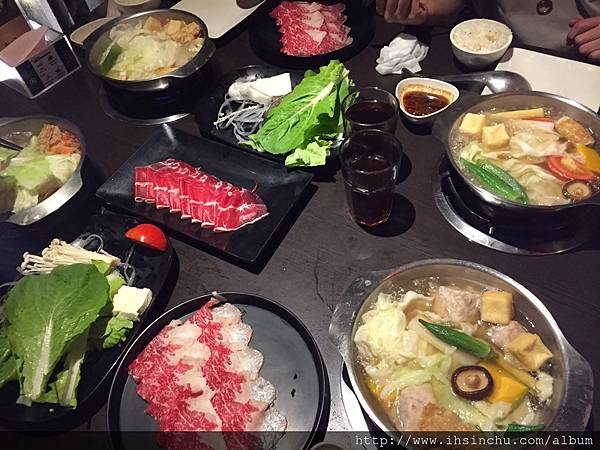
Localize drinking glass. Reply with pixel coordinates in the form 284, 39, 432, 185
339, 130, 403, 227
342, 87, 399, 136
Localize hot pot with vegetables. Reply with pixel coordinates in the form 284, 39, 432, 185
85, 9, 215, 92
436, 92, 600, 218
329, 260, 593, 437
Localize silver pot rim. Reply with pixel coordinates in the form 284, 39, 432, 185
1, 115, 86, 226
329, 258, 593, 438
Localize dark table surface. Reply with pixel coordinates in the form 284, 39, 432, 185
1, 11, 598, 437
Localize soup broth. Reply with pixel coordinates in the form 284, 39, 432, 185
353, 276, 554, 432
449, 107, 599, 206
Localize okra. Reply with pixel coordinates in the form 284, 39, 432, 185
419, 319, 497, 360
101, 43, 122, 74
477, 159, 529, 204
460, 158, 527, 204
505, 423, 545, 433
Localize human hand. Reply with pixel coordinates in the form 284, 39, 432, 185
375, 0, 427, 25
567, 16, 600, 62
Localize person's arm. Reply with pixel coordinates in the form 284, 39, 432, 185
567, 16, 600, 62
375, 0, 464, 26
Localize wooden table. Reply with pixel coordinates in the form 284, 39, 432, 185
1, 13, 597, 436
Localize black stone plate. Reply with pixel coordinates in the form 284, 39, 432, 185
95, 126, 314, 270
107, 292, 330, 450
248, 0, 374, 69
0, 212, 177, 430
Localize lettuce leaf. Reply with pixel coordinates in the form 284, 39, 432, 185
4, 264, 109, 404
89, 316, 133, 350
246, 60, 351, 166
0, 333, 19, 388
38, 331, 88, 408
284, 140, 331, 167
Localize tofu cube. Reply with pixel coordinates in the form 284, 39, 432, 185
459, 113, 487, 137
481, 290, 513, 325
482, 124, 510, 150
143, 16, 162, 32
507, 333, 553, 372
112, 286, 153, 321
165, 20, 184, 36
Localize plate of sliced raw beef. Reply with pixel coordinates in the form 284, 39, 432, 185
107, 292, 329, 450
96, 126, 314, 269
249, 0, 374, 68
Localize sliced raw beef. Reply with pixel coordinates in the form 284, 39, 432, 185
270, 1, 353, 56
134, 159, 269, 232
129, 299, 287, 450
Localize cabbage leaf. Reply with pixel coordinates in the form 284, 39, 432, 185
4, 264, 109, 404
89, 316, 133, 350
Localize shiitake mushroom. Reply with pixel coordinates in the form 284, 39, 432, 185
451, 366, 493, 401
563, 180, 592, 201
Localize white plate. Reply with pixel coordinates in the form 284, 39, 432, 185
482, 47, 600, 112
172, 0, 264, 39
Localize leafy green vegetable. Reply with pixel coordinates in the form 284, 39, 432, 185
246, 60, 352, 167
107, 271, 125, 298
38, 331, 88, 408
431, 378, 496, 431
0, 176, 17, 214
89, 316, 133, 350
4, 264, 109, 404
0, 147, 18, 169
285, 140, 330, 167
0, 333, 19, 388
505, 423, 544, 433
91, 259, 111, 275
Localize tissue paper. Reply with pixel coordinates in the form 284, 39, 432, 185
376, 33, 429, 75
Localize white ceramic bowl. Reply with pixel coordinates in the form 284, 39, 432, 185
395, 77, 459, 124
69, 17, 113, 48
450, 18, 513, 68
114, 0, 161, 14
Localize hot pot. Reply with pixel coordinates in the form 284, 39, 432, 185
433, 92, 600, 226
329, 259, 593, 440
0, 116, 86, 226
85, 9, 215, 93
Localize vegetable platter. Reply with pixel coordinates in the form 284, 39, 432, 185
196, 60, 353, 168
0, 213, 176, 429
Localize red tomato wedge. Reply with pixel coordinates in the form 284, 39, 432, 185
125, 224, 168, 252
547, 156, 595, 181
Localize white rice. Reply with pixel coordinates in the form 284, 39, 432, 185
452, 19, 512, 53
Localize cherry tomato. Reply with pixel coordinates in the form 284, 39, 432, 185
547, 156, 595, 181
125, 224, 168, 252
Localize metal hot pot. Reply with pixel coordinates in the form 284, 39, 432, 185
329, 259, 593, 441
85, 9, 216, 93
433, 92, 600, 227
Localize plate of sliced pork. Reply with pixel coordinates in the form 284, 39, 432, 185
95, 126, 313, 269
107, 292, 329, 450
249, 0, 374, 68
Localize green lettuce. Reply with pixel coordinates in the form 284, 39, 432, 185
106, 271, 125, 298
38, 331, 88, 408
246, 60, 352, 167
89, 316, 133, 350
4, 264, 109, 404
0, 333, 19, 388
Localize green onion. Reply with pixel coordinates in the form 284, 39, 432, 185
419, 319, 497, 360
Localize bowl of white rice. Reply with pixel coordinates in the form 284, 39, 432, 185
450, 18, 512, 68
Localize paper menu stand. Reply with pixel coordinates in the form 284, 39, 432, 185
0, 27, 80, 99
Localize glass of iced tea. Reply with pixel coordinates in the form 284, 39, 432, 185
342, 87, 399, 135
339, 130, 403, 227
